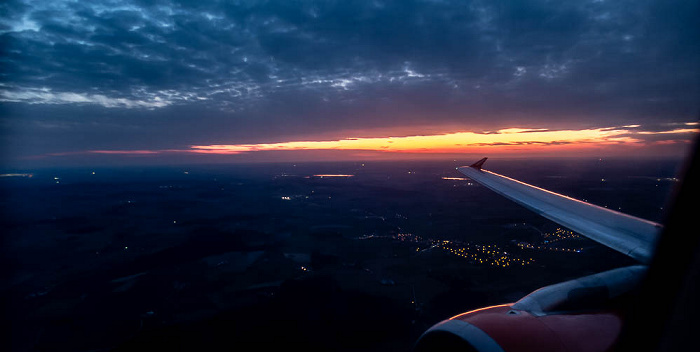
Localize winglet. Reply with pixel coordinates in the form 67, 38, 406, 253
470, 157, 488, 170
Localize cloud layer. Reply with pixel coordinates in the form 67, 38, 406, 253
1, 0, 698, 163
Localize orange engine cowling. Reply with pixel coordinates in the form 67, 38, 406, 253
414, 304, 623, 352
415, 265, 646, 352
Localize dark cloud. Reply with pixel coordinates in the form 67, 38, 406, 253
0, 0, 698, 164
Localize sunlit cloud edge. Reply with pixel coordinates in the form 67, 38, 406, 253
37, 124, 699, 159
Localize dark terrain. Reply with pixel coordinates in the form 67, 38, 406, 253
1, 158, 679, 351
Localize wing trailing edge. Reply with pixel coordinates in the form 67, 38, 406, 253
457, 159, 662, 263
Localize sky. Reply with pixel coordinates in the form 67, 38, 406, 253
1, 0, 698, 167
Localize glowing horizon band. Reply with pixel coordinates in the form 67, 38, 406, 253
189, 127, 649, 154
37, 125, 698, 158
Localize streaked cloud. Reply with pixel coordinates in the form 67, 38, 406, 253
0, 87, 174, 109
187, 127, 648, 155
1, 0, 697, 165
60, 124, 691, 156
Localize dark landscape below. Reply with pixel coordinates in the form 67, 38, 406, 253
1, 158, 680, 351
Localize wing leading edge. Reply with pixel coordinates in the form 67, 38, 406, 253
457, 158, 662, 264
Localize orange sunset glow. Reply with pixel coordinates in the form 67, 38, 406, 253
37, 123, 697, 163
188, 125, 697, 157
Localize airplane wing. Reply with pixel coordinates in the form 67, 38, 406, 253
457, 158, 662, 264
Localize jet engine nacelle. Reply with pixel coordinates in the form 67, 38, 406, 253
415, 265, 646, 352
415, 305, 623, 352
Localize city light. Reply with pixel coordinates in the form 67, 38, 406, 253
359, 233, 535, 268
518, 228, 584, 253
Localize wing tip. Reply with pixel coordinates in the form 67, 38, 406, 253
470, 157, 488, 170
